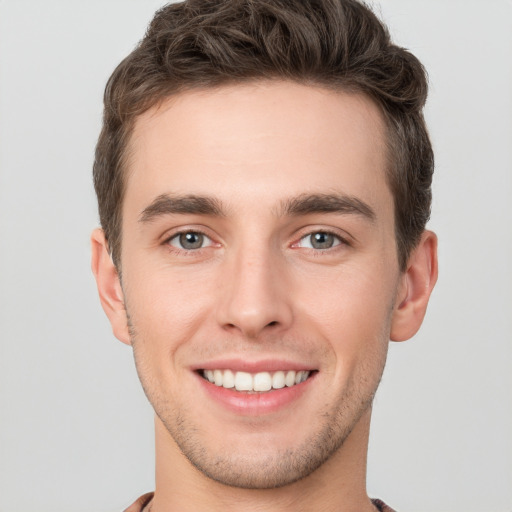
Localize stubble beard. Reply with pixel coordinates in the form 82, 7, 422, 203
126, 311, 389, 490
166, 388, 379, 489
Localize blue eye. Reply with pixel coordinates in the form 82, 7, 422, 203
168, 231, 213, 250
298, 232, 341, 250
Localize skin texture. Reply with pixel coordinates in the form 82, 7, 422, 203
92, 81, 437, 512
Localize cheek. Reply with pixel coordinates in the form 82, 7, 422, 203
296, 259, 395, 319
124, 269, 217, 405
293, 262, 396, 360
123, 263, 217, 354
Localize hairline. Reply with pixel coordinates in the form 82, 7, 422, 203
111, 78, 408, 271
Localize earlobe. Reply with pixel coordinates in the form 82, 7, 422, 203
90, 228, 131, 345
390, 230, 438, 342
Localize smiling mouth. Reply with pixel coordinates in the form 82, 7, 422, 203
200, 369, 314, 392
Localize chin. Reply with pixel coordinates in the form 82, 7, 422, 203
157, 393, 373, 490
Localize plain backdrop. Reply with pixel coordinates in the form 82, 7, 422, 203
0, 1, 511, 511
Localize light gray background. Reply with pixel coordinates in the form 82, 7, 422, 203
0, 1, 511, 511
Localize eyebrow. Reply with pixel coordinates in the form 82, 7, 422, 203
138, 192, 376, 223
139, 194, 225, 223
280, 193, 376, 222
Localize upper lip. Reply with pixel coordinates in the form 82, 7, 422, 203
192, 358, 316, 373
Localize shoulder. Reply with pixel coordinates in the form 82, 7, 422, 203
372, 498, 397, 512
124, 493, 393, 512
123, 492, 154, 512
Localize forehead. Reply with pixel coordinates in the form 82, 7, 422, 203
123, 81, 390, 220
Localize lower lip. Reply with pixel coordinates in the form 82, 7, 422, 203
196, 373, 315, 416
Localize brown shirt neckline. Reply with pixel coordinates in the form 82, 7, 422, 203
124, 492, 397, 512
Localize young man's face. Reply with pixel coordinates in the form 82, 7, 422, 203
96, 81, 425, 488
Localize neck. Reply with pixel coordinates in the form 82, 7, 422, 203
151, 409, 376, 512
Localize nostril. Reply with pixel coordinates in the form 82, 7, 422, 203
267, 321, 278, 327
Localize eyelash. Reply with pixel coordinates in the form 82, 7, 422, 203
164, 229, 215, 253
163, 228, 350, 255
292, 230, 350, 252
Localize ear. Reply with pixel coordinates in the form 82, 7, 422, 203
390, 230, 438, 342
90, 228, 131, 345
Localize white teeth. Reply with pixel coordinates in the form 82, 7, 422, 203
272, 371, 285, 389
214, 369, 223, 386
285, 370, 296, 387
203, 369, 311, 392
253, 372, 272, 392
295, 370, 308, 384
234, 371, 253, 391
222, 369, 235, 389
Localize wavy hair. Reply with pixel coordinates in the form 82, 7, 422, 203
93, 0, 433, 270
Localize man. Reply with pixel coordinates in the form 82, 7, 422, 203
91, 0, 437, 510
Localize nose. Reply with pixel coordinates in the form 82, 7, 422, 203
216, 244, 293, 339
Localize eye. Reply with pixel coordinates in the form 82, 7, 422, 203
168, 231, 213, 250
297, 231, 342, 250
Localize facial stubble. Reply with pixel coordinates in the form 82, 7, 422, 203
126, 309, 390, 490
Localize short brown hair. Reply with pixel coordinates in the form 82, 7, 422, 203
94, 0, 433, 271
